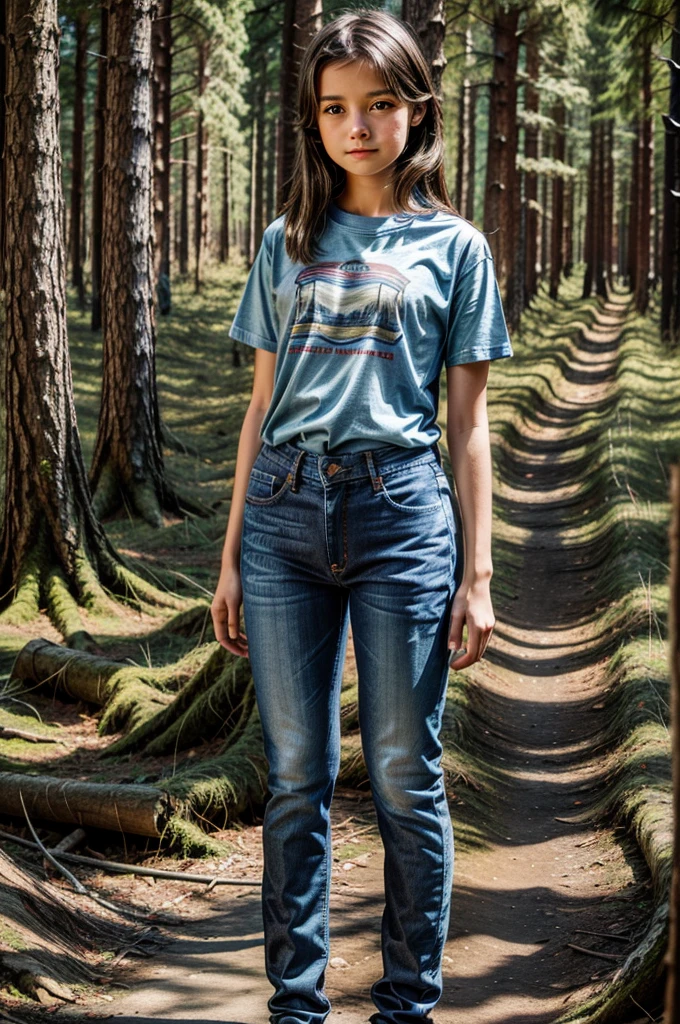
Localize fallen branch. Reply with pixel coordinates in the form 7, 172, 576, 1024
566, 942, 624, 961
0, 725, 67, 744
0, 827, 261, 886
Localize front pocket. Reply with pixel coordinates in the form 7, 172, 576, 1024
378, 461, 443, 514
245, 466, 291, 506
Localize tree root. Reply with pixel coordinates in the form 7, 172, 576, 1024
92, 462, 212, 527
166, 704, 268, 828
103, 643, 246, 757
0, 847, 131, 1006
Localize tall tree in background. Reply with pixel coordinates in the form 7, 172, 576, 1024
523, 29, 540, 305
661, 38, 680, 345
89, 0, 190, 526
483, 3, 521, 328
0, 0, 182, 645
276, 0, 322, 213
68, 3, 88, 311
91, 1, 107, 331
152, 0, 172, 313
402, 0, 447, 98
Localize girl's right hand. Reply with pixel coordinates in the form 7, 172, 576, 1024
211, 566, 249, 659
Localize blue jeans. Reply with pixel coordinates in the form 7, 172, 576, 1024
240, 439, 463, 1024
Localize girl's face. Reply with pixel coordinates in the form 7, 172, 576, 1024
315, 59, 426, 183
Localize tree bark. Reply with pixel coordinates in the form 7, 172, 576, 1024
0, 773, 175, 836
69, 7, 88, 310
151, 0, 172, 313
524, 32, 539, 304
90, 0, 197, 526
402, 0, 446, 99
595, 118, 607, 298
455, 27, 473, 219
483, 5, 520, 323
583, 119, 597, 298
193, 38, 209, 293
549, 101, 565, 300
0, 0, 179, 646
91, 2, 108, 332
179, 133, 189, 274
275, 0, 322, 213
634, 43, 653, 314
220, 147, 230, 262
661, 15, 680, 345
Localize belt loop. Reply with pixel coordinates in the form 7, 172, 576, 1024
289, 447, 306, 493
363, 450, 383, 493
433, 441, 443, 467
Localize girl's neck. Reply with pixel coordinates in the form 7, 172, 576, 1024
334, 181, 402, 218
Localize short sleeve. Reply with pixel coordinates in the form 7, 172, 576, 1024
445, 239, 513, 368
228, 229, 278, 352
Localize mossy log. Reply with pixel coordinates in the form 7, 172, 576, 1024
0, 774, 175, 836
10, 637, 213, 735
0, 847, 130, 1006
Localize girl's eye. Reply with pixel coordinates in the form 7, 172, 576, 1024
322, 100, 394, 115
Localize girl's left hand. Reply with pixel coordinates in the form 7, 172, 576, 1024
447, 577, 495, 670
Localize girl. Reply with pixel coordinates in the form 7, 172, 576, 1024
211, 9, 513, 1023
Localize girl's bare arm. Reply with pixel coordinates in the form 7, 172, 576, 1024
211, 348, 277, 656
444, 360, 496, 667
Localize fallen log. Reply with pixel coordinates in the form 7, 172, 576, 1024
0, 774, 175, 837
11, 638, 124, 705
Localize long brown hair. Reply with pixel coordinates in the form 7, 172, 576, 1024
279, 8, 459, 265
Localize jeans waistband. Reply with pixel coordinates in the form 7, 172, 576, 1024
259, 438, 443, 494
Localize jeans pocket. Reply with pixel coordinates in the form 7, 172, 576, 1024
245, 465, 291, 506
378, 460, 443, 514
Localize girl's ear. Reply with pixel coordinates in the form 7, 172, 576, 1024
410, 102, 427, 128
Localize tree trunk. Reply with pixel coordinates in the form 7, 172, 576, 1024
220, 147, 230, 262
628, 126, 640, 289
0, 0, 182, 646
402, 0, 446, 99
583, 119, 598, 298
91, 2, 108, 332
179, 133, 189, 274
89, 0, 198, 526
152, 0, 172, 314
193, 38, 209, 293
0, 773, 175, 836
634, 43, 653, 314
69, 7, 88, 310
275, 0, 322, 213
455, 27, 473, 218
524, 32, 539, 304
604, 118, 614, 291
661, 17, 680, 344
483, 5, 520, 321
549, 101, 565, 300
595, 118, 607, 298
564, 137, 574, 277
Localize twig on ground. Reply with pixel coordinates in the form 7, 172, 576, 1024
0, 826, 261, 886
566, 942, 623, 961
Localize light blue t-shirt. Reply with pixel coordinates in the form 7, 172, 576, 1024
228, 200, 513, 455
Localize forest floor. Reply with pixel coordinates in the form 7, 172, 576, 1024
0, 276, 671, 1024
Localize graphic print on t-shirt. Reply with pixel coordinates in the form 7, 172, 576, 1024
289, 260, 409, 361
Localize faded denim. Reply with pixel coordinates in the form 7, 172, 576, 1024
239, 438, 464, 1024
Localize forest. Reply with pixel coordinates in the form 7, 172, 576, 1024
0, 0, 678, 1021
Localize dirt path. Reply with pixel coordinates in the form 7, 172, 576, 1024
101, 297, 655, 1024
